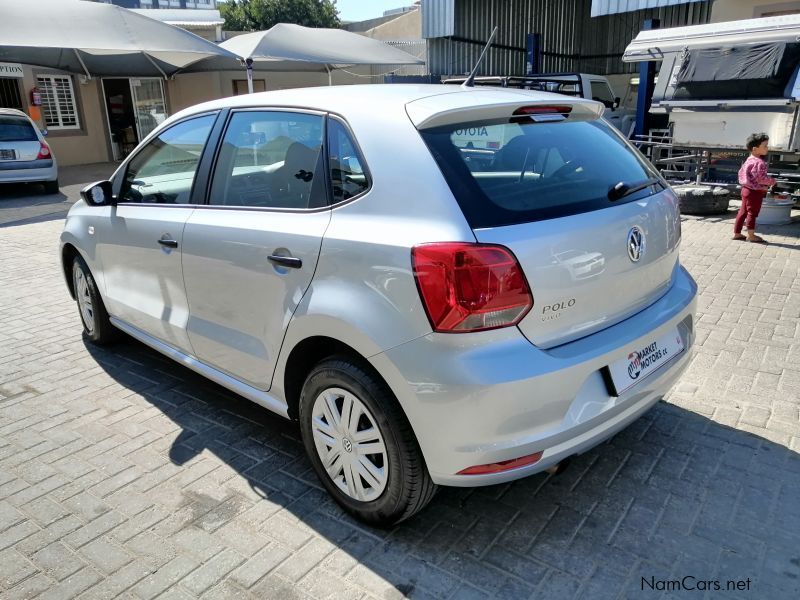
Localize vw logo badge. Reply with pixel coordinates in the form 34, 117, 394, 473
627, 226, 645, 262
342, 438, 353, 453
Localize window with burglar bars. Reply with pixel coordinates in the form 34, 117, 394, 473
36, 75, 80, 130
0, 78, 23, 110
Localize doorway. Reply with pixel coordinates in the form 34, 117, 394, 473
102, 78, 167, 160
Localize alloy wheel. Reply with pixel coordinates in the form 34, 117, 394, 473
74, 266, 95, 333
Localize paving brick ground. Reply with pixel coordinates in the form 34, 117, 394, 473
1, 186, 799, 599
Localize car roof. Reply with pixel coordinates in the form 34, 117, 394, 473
167, 84, 601, 130
0, 108, 32, 119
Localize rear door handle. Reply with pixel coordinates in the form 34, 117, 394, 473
268, 255, 302, 269
158, 239, 178, 248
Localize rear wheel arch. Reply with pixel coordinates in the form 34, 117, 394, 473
283, 336, 379, 421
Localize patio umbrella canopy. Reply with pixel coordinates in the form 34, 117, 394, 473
218, 23, 425, 72
0, 0, 241, 77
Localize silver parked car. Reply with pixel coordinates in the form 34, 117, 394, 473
61, 85, 696, 525
0, 108, 58, 193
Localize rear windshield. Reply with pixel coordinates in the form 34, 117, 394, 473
420, 116, 662, 228
0, 116, 38, 142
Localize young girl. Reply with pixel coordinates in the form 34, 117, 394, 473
734, 133, 776, 243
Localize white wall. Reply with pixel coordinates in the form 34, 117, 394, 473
711, 0, 800, 22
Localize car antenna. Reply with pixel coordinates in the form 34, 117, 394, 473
462, 26, 498, 88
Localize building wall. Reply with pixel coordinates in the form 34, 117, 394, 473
167, 72, 224, 113
425, 0, 711, 76
47, 78, 110, 167
352, 11, 428, 77
361, 9, 422, 40
188, 27, 219, 42
17, 67, 111, 167
169, 71, 363, 111
710, 0, 800, 21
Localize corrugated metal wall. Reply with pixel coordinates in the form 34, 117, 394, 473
425, 0, 711, 76
422, 0, 456, 37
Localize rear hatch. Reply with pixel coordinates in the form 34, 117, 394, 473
414, 92, 680, 348
0, 114, 41, 162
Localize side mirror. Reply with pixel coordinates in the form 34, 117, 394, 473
613, 97, 621, 110
80, 180, 114, 206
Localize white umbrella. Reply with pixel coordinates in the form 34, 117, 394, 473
219, 23, 425, 91
0, 0, 241, 78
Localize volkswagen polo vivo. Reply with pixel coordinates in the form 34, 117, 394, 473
60, 85, 696, 525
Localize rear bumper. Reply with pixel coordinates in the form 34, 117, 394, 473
0, 159, 57, 183
372, 265, 697, 486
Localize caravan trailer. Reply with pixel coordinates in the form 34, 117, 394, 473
624, 15, 800, 155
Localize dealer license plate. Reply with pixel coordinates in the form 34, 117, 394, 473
0, 149, 16, 160
608, 328, 685, 395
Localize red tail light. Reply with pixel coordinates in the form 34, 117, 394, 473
411, 242, 533, 333
36, 143, 51, 159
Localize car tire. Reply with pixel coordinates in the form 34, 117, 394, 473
43, 179, 59, 194
673, 185, 730, 215
299, 357, 436, 526
72, 256, 117, 345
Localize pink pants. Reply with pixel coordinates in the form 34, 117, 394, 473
734, 187, 766, 233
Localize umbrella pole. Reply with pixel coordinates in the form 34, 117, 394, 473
326, 65, 332, 86
73, 49, 91, 79
246, 58, 254, 94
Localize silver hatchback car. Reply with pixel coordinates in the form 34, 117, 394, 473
61, 85, 696, 525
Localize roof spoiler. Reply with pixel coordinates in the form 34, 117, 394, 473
407, 97, 604, 130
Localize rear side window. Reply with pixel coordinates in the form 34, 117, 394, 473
328, 118, 369, 203
0, 116, 37, 142
420, 117, 661, 228
209, 111, 326, 209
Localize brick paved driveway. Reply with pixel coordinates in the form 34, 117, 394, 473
1, 194, 799, 599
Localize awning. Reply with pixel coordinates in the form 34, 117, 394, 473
591, 0, 703, 18
0, 0, 240, 77
191, 22, 426, 87
624, 14, 800, 61
220, 23, 426, 68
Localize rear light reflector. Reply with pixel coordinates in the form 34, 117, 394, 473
36, 143, 51, 159
457, 452, 543, 475
411, 242, 533, 333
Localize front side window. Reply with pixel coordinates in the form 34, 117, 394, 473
421, 116, 661, 228
209, 111, 326, 209
37, 75, 80, 130
119, 114, 216, 204
328, 118, 369, 203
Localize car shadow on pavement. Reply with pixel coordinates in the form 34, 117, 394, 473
0, 184, 71, 227
82, 335, 800, 599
